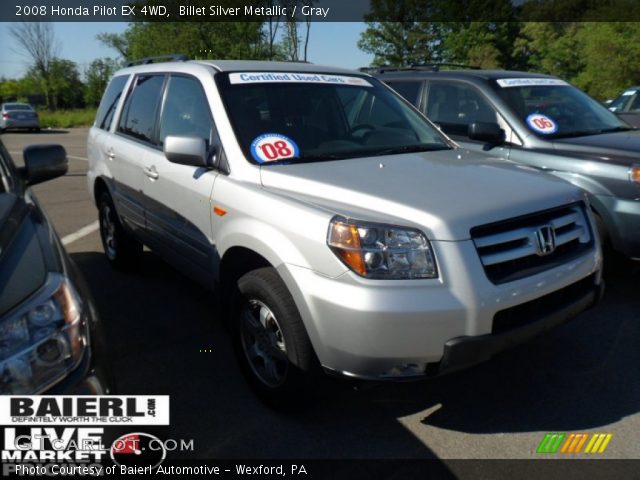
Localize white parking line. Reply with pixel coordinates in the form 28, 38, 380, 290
61, 220, 99, 246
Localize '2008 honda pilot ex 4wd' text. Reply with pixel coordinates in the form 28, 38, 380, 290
88, 59, 603, 404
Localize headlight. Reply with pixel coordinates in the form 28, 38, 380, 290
327, 217, 438, 279
0, 273, 86, 394
630, 164, 640, 184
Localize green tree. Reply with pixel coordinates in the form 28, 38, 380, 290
96, 33, 130, 59
441, 22, 521, 69
573, 22, 640, 100
25, 59, 84, 109
358, 22, 445, 66
0, 79, 23, 103
84, 58, 121, 107
358, 0, 517, 68
99, 21, 271, 62
9, 22, 60, 109
513, 22, 584, 81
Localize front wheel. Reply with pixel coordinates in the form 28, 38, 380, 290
98, 191, 142, 269
232, 267, 318, 408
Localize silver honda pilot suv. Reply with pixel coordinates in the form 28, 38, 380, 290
88, 59, 603, 405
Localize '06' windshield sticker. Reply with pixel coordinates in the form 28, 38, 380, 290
526, 114, 557, 135
251, 133, 299, 163
229, 72, 373, 87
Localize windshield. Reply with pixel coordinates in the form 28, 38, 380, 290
492, 78, 631, 139
609, 88, 640, 113
216, 72, 450, 165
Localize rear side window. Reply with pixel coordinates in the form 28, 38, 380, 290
386, 81, 423, 107
95, 76, 128, 130
159, 75, 214, 146
4, 104, 33, 111
117, 75, 165, 143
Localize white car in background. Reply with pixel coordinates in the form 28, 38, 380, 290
0, 103, 40, 133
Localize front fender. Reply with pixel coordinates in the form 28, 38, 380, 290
548, 171, 614, 197
212, 177, 348, 279
215, 216, 347, 280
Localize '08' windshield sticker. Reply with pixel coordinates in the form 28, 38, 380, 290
251, 133, 299, 163
526, 114, 557, 135
229, 72, 373, 87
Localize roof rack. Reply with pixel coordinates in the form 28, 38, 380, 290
359, 63, 480, 74
125, 54, 189, 67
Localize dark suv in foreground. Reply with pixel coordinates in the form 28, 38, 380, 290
373, 67, 640, 259
0, 140, 112, 394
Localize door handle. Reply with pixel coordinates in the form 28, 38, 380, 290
143, 166, 159, 180
106, 149, 115, 160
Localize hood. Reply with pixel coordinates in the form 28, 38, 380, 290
0, 193, 47, 316
553, 129, 640, 166
260, 150, 583, 241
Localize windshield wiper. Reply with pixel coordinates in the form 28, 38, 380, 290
260, 153, 347, 166
597, 126, 636, 133
372, 144, 451, 156
550, 130, 602, 139
552, 126, 635, 139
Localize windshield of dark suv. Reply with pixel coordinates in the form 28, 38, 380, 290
216, 72, 451, 164
493, 78, 631, 139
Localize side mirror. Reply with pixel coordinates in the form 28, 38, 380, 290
468, 122, 505, 145
21, 144, 68, 186
164, 136, 209, 167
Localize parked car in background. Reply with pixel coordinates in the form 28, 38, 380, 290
607, 86, 640, 127
0, 103, 40, 133
373, 66, 640, 259
0, 139, 113, 394
88, 58, 602, 405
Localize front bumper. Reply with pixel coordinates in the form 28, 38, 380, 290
279, 239, 602, 380
595, 194, 640, 258
431, 274, 603, 376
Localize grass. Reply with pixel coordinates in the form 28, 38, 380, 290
37, 109, 97, 128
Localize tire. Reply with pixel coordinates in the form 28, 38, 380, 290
232, 267, 318, 408
98, 191, 142, 269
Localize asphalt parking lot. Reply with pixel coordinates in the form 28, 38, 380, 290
3, 128, 640, 461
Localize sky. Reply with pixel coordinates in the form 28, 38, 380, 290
0, 22, 373, 79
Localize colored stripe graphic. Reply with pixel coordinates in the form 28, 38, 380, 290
537, 433, 566, 453
560, 433, 589, 453
539, 433, 613, 454
585, 433, 613, 454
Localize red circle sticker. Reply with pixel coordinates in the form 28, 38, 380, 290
526, 114, 557, 134
250, 133, 299, 163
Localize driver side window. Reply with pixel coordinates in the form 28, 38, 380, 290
159, 75, 214, 147
426, 82, 498, 137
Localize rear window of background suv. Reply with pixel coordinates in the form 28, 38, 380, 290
95, 75, 129, 131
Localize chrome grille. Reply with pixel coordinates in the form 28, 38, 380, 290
471, 203, 593, 284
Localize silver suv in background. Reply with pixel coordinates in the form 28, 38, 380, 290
88, 59, 602, 405
373, 67, 640, 260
